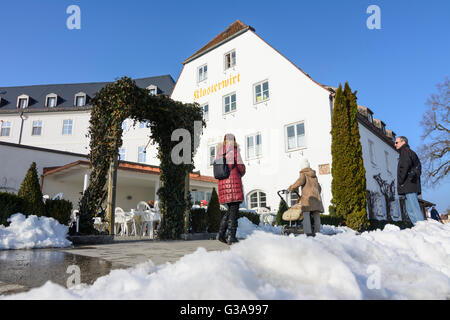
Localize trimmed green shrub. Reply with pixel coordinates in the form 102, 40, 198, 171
44, 199, 73, 225
190, 208, 207, 233
330, 83, 368, 231
238, 210, 259, 225
18, 162, 45, 217
206, 188, 221, 232
276, 199, 289, 226
0, 192, 26, 226
320, 214, 345, 227
366, 219, 413, 231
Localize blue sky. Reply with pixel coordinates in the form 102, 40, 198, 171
1, 0, 449, 212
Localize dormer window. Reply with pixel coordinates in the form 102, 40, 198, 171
147, 85, 158, 96
17, 94, 29, 109
46, 93, 58, 108
381, 124, 386, 135
74, 92, 87, 107
367, 112, 373, 123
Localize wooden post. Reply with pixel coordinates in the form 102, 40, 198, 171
107, 157, 118, 236
184, 172, 190, 234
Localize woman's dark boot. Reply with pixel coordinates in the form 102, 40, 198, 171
217, 210, 229, 244
227, 202, 239, 245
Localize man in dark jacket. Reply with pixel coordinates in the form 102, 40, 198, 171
396, 136, 424, 225
430, 206, 442, 223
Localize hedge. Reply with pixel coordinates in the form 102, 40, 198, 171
44, 199, 73, 225
0, 192, 26, 226
0, 192, 73, 227
319, 214, 413, 231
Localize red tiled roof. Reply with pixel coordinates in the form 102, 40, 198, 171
43, 160, 218, 184
183, 20, 254, 64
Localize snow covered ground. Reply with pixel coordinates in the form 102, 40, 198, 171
2, 217, 449, 299
0, 214, 72, 250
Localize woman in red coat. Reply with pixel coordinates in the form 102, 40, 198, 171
216, 133, 246, 244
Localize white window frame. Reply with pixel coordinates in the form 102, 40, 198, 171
62, 119, 73, 136
248, 190, 267, 209
246, 133, 262, 160
208, 144, 216, 167
368, 139, 376, 165
45, 93, 58, 108
147, 85, 158, 96
74, 92, 87, 107
288, 191, 300, 207
197, 64, 208, 83
139, 120, 150, 129
0, 121, 12, 137
285, 121, 307, 152
32, 120, 43, 136
138, 146, 146, 163
201, 103, 209, 122
253, 80, 270, 104
385, 151, 390, 173
17, 94, 29, 109
223, 92, 237, 115
224, 49, 236, 70
119, 147, 126, 161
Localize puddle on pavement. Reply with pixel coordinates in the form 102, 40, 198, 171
0, 249, 113, 293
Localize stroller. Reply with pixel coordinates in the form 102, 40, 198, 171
277, 189, 311, 236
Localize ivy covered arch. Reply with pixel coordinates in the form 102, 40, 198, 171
77, 77, 205, 239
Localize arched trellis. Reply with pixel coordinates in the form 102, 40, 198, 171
77, 77, 205, 239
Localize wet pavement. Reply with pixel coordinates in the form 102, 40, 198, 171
0, 239, 229, 296
0, 249, 113, 295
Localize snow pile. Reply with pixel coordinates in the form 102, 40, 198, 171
0, 214, 72, 250
236, 217, 282, 238
3, 219, 449, 299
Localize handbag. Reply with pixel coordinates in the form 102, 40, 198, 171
213, 155, 236, 180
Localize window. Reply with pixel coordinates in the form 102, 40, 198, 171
385, 151, 390, 173
198, 64, 207, 82
202, 103, 209, 121
254, 80, 269, 103
46, 94, 58, 108
138, 146, 146, 163
62, 119, 73, 135
248, 190, 267, 209
74, 92, 87, 106
209, 145, 216, 166
224, 50, 236, 69
140, 120, 150, 129
285, 122, 306, 151
119, 148, 126, 161
147, 85, 158, 96
223, 93, 236, 114
367, 112, 373, 123
369, 139, 376, 165
0, 121, 11, 137
288, 191, 300, 207
32, 120, 42, 136
75, 95, 85, 107
246, 133, 262, 159
17, 95, 29, 109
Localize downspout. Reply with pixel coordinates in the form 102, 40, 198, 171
18, 111, 25, 144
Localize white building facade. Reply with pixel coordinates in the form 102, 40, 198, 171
171, 20, 405, 219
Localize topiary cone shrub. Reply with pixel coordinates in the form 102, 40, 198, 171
18, 162, 45, 217
206, 188, 221, 232
330, 83, 368, 232
276, 198, 289, 226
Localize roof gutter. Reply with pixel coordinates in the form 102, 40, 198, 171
182, 27, 253, 65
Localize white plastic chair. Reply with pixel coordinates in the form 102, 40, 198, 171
137, 201, 151, 212
115, 207, 130, 236
142, 211, 156, 238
